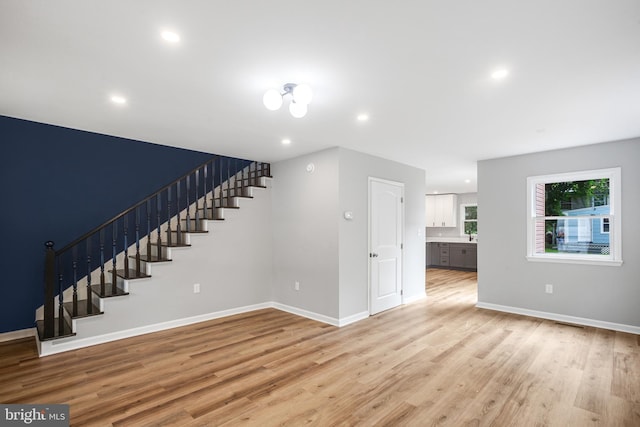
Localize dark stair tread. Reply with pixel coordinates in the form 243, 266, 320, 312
110, 269, 151, 279
90, 283, 129, 298
197, 205, 239, 210
192, 210, 225, 220
170, 227, 209, 234
63, 299, 103, 318
175, 230, 208, 234
36, 319, 75, 341
200, 215, 225, 221
133, 254, 172, 263
216, 205, 240, 209
150, 242, 191, 248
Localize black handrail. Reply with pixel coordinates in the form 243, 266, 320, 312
55, 156, 219, 256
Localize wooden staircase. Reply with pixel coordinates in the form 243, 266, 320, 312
37, 156, 271, 342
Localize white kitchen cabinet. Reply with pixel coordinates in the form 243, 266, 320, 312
425, 194, 458, 227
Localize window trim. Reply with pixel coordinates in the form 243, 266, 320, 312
526, 167, 622, 266
459, 203, 478, 237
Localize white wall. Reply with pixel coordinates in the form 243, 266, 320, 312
338, 148, 426, 318
271, 148, 340, 319
271, 147, 426, 323
477, 138, 640, 330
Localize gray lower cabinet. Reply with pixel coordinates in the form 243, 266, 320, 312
449, 244, 477, 270
427, 242, 448, 266
427, 242, 476, 271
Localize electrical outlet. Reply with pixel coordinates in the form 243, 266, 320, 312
193, 283, 201, 294
294, 281, 300, 291
545, 284, 553, 294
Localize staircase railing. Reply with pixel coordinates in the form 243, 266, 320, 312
41, 155, 271, 339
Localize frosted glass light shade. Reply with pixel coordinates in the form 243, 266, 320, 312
289, 101, 307, 118
263, 89, 283, 111
292, 84, 313, 105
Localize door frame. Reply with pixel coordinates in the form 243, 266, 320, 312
368, 176, 405, 315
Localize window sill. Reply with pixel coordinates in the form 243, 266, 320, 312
526, 255, 623, 267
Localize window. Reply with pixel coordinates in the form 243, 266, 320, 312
460, 204, 477, 236
526, 168, 622, 266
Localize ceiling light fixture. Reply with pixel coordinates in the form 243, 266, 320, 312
161, 30, 180, 43
263, 83, 313, 118
357, 113, 369, 122
491, 68, 509, 80
110, 95, 127, 105
281, 138, 291, 145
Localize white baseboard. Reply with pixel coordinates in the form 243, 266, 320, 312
37, 302, 374, 357
0, 328, 35, 343
338, 311, 370, 326
403, 291, 427, 305
476, 302, 640, 335
271, 303, 370, 327
39, 303, 271, 357
270, 302, 340, 326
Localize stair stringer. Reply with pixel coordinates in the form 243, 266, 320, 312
38, 182, 273, 356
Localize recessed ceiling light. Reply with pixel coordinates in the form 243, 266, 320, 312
161, 30, 180, 43
465, 179, 471, 183
491, 68, 509, 80
433, 191, 439, 194
281, 139, 291, 145
357, 113, 369, 122
110, 95, 127, 105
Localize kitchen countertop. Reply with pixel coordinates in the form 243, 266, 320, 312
426, 237, 477, 244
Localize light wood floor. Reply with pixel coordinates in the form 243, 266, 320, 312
1, 269, 639, 426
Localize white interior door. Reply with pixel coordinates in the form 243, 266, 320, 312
369, 178, 403, 315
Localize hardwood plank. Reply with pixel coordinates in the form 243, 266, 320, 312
0, 268, 638, 426
612, 351, 640, 403
574, 328, 616, 414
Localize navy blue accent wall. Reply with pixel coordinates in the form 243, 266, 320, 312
0, 116, 214, 333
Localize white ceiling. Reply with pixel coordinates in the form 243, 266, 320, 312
2, 1, 640, 194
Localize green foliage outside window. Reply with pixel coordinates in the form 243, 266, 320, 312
544, 179, 609, 216
464, 206, 477, 235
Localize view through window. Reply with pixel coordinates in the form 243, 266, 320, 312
541, 178, 610, 255
527, 168, 621, 265
462, 205, 477, 236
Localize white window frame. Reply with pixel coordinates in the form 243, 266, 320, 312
460, 203, 478, 237
526, 167, 622, 266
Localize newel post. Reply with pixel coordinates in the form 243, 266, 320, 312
43, 241, 56, 338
